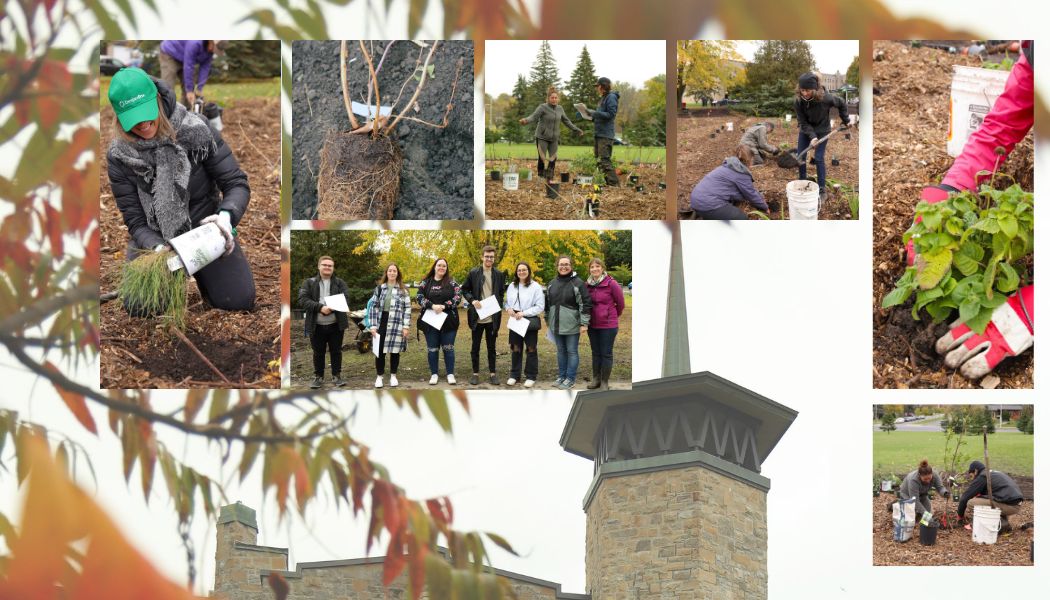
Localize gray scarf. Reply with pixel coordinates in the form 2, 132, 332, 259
587, 273, 607, 286
723, 156, 754, 180
108, 102, 216, 242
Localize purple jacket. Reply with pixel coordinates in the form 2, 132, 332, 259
689, 158, 767, 212
587, 275, 625, 329
160, 40, 215, 94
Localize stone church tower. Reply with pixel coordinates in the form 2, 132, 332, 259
559, 223, 797, 600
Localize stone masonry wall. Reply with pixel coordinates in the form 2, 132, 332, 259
585, 466, 767, 600
213, 520, 289, 600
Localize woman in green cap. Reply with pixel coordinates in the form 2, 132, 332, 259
106, 67, 255, 316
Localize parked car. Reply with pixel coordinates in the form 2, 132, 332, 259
100, 56, 127, 76
496, 138, 511, 144
612, 138, 631, 146
895, 418, 905, 424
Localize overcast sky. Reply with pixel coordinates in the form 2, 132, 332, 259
731, 40, 858, 76
485, 40, 665, 97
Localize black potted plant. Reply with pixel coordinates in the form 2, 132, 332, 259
831, 156, 840, 166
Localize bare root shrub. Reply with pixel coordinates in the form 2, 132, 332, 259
317, 131, 402, 219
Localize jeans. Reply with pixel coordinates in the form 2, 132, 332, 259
509, 327, 539, 381
553, 332, 580, 381
798, 130, 828, 191
471, 322, 498, 374
588, 327, 618, 368
309, 323, 345, 377
423, 326, 457, 375
698, 204, 748, 220
375, 311, 401, 375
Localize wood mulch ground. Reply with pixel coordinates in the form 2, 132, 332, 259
871, 40, 1034, 389
100, 98, 282, 389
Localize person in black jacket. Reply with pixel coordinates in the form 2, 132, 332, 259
297, 255, 351, 389
956, 461, 1025, 532
415, 258, 462, 386
462, 245, 506, 386
107, 68, 254, 317
794, 71, 851, 206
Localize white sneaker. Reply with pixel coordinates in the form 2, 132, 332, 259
429, 374, 439, 385
375, 376, 384, 388
447, 374, 457, 384
507, 378, 517, 385
390, 374, 399, 387
524, 380, 535, 388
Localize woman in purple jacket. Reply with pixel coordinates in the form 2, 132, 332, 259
585, 258, 625, 390
688, 145, 769, 220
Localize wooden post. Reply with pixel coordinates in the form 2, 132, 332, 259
983, 426, 996, 510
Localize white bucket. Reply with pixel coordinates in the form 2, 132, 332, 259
167, 222, 227, 276
726, 122, 733, 131
947, 65, 1010, 157
972, 505, 1002, 545
786, 180, 820, 220
578, 175, 594, 185
502, 173, 519, 191
786, 114, 792, 122
881, 480, 893, 492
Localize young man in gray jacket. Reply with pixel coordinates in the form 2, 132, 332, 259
298, 255, 351, 389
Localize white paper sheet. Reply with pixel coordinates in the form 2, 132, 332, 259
475, 295, 501, 320
323, 294, 350, 313
372, 332, 380, 357
421, 308, 448, 329
545, 326, 557, 345
507, 314, 531, 338
574, 103, 592, 121
351, 101, 394, 119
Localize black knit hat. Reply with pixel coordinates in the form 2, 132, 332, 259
798, 72, 819, 90
969, 461, 985, 474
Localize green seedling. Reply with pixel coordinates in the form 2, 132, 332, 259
982, 57, 1014, 71
413, 63, 436, 81
750, 211, 770, 220
120, 250, 188, 331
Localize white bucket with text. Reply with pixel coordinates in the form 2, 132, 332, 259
947, 65, 1009, 157
972, 505, 1002, 545
786, 180, 819, 220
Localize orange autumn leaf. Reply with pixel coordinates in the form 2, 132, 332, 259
44, 361, 96, 434
268, 571, 290, 600
36, 59, 72, 131
83, 229, 100, 280
268, 446, 312, 517
383, 527, 407, 587
0, 434, 192, 600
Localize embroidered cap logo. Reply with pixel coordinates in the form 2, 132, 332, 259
120, 94, 146, 108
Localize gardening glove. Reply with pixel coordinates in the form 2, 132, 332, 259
772, 147, 780, 155
906, 184, 959, 266
935, 286, 1034, 379
943, 490, 951, 498
200, 211, 235, 260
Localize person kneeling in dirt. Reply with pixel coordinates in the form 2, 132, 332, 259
899, 459, 949, 518
740, 120, 779, 166
298, 256, 350, 389
107, 68, 254, 318
906, 42, 1034, 379
687, 145, 769, 220
520, 87, 584, 181
795, 72, 850, 205
956, 461, 1024, 532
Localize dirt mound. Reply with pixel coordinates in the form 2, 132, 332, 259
291, 40, 475, 220
676, 115, 858, 220
100, 97, 282, 389
871, 40, 1034, 389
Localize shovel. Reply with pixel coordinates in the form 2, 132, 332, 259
776, 126, 850, 169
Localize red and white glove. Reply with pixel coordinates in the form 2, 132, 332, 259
906, 184, 958, 266
936, 286, 1034, 379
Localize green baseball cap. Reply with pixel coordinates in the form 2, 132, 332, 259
109, 67, 158, 131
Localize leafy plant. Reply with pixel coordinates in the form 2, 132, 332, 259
119, 251, 188, 331
982, 57, 1014, 71
567, 154, 606, 186
881, 183, 1033, 334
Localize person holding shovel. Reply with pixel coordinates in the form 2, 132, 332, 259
956, 461, 1024, 532
504, 261, 544, 388
688, 145, 769, 220
462, 245, 506, 386
794, 71, 851, 205
907, 41, 1034, 379
368, 263, 412, 388
416, 258, 462, 386
159, 40, 229, 108
545, 255, 592, 390
582, 77, 620, 186
520, 87, 584, 181
740, 121, 780, 166
107, 68, 253, 319
585, 258, 624, 390
298, 256, 350, 389
898, 459, 950, 520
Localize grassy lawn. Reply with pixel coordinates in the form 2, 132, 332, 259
485, 144, 665, 163
100, 76, 281, 107
873, 432, 1034, 476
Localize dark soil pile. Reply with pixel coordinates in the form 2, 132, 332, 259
291, 40, 475, 220
871, 40, 1034, 389
484, 161, 666, 220
676, 113, 859, 220
100, 97, 282, 389
872, 475, 1035, 566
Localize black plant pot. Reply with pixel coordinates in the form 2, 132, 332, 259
561, 172, 570, 183
846, 133, 851, 140
490, 171, 500, 181
629, 175, 639, 184
545, 182, 560, 199
634, 185, 644, 191
711, 133, 716, 138
919, 521, 939, 546
832, 159, 840, 166
659, 182, 666, 189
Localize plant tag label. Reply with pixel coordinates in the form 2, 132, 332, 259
167, 255, 185, 272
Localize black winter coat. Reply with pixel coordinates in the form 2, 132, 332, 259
107, 76, 250, 251
793, 91, 849, 139
957, 468, 1024, 517
298, 276, 351, 334
462, 266, 506, 331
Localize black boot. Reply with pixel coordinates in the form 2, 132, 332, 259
587, 360, 601, 389
537, 159, 546, 179
546, 159, 558, 181
601, 365, 612, 390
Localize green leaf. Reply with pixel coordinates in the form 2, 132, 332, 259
997, 214, 1018, 239
485, 532, 519, 556
979, 292, 1008, 310
912, 288, 944, 320
209, 389, 230, 423
1014, 202, 1031, 215
85, 0, 124, 38
288, 7, 326, 40
997, 263, 1020, 294
945, 217, 965, 237
917, 248, 952, 290
881, 286, 912, 308
423, 393, 452, 433
972, 218, 1000, 234
991, 232, 1009, 260
926, 298, 956, 322
983, 258, 999, 300
966, 306, 994, 336
958, 298, 980, 324
952, 248, 978, 276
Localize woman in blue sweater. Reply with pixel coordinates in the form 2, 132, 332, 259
688, 145, 769, 220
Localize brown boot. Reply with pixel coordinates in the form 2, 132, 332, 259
1000, 516, 1012, 533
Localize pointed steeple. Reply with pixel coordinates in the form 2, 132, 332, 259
662, 221, 690, 377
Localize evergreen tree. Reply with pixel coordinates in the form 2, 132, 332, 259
503, 74, 531, 143
526, 40, 560, 110
564, 45, 601, 144
880, 412, 897, 433
745, 40, 816, 93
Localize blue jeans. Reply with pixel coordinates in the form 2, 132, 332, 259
587, 327, 618, 368
423, 327, 457, 375
798, 130, 828, 191
553, 333, 580, 381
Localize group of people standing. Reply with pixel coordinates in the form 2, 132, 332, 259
298, 248, 625, 390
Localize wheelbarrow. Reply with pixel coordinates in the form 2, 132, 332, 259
776, 126, 850, 169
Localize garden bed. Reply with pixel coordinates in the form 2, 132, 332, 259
871, 40, 1034, 389
676, 114, 859, 220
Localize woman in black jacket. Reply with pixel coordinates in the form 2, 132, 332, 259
107, 67, 254, 316
794, 71, 850, 205
415, 258, 462, 385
